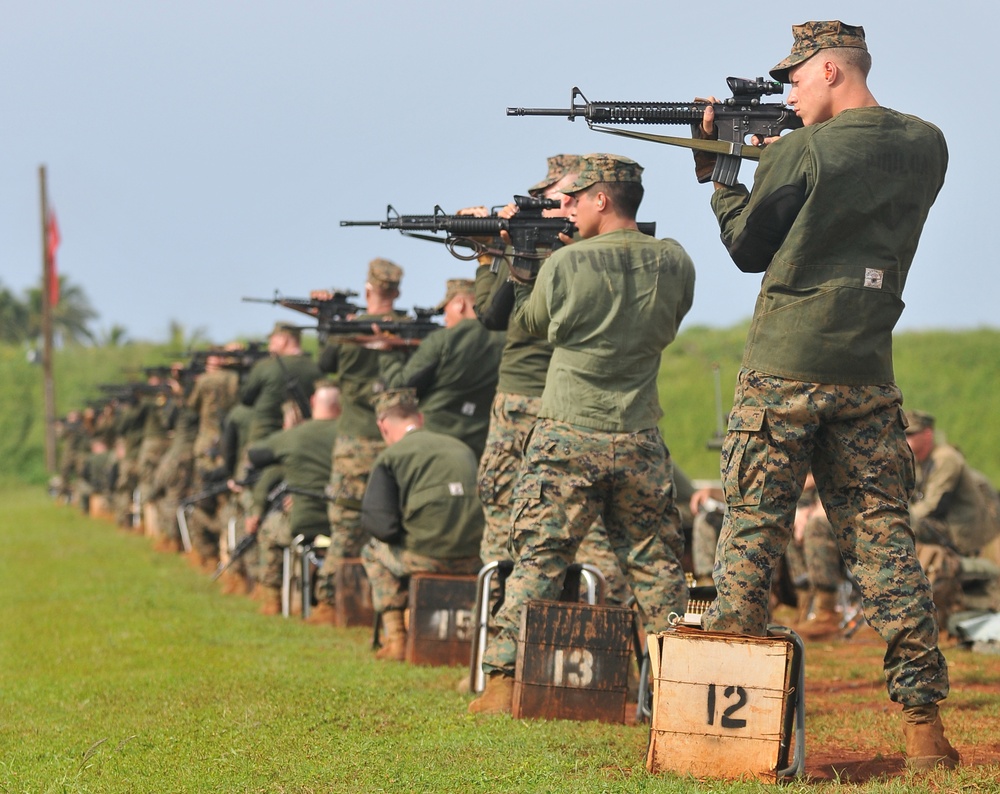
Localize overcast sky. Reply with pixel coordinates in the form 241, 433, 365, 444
1, 2, 992, 344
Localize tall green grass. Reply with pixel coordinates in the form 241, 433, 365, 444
3, 485, 996, 792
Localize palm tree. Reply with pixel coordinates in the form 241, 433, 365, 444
98, 324, 131, 347
26, 275, 99, 346
0, 283, 30, 344
166, 319, 209, 352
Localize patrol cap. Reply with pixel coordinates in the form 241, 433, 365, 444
435, 278, 476, 312
770, 20, 867, 83
372, 387, 419, 419
270, 321, 301, 341
527, 154, 584, 196
904, 410, 935, 435
560, 154, 643, 194
367, 257, 403, 291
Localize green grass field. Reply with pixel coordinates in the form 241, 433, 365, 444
3, 485, 997, 793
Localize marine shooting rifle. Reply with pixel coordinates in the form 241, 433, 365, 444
506, 77, 802, 186
242, 290, 442, 348
185, 342, 270, 378
342, 195, 569, 282
242, 289, 363, 327
341, 194, 657, 281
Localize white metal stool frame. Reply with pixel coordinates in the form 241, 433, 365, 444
281, 534, 330, 618
468, 560, 607, 693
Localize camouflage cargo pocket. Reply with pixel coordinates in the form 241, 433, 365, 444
722, 406, 766, 508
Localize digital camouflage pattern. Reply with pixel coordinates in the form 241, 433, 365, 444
476, 392, 631, 605
801, 513, 843, 592
367, 257, 403, 291
361, 542, 481, 613
770, 20, 867, 83
372, 387, 418, 419
702, 369, 950, 707
313, 433, 385, 604
561, 153, 642, 194
527, 153, 583, 196
481, 418, 687, 675
434, 278, 475, 312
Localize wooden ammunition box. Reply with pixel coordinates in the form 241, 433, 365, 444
404, 573, 477, 667
646, 626, 796, 783
334, 558, 375, 628
512, 600, 633, 724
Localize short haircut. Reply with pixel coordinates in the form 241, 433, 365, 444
832, 46, 871, 78
583, 181, 644, 217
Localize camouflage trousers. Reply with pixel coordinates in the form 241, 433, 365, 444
691, 507, 725, 580
186, 502, 223, 562
360, 540, 482, 613
114, 456, 140, 528
314, 434, 385, 604
802, 513, 844, 592
477, 392, 631, 604
482, 419, 687, 676
257, 508, 292, 590
702, 370, 949, 706
916, 542, 964, 626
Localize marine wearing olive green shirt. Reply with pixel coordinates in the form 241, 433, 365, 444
711, 107, 947, 385
512, 228, 695, 432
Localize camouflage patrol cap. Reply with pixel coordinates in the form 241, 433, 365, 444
435, 278, 476, 312
372, 387, 419, 419
270, 321, 301, 341
527, 154, 584, 196
770, 20, 867, 83
367, 257, 403, 291
904, 409, 935, 435
560, 153, 643, 195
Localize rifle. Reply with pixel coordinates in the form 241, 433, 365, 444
244, 290, 442, 347
506, 77, 802, 186
211, 481, 289, 581
342, 195, 568, 281
178, 471, 260, 509
242, 289, 362, 327
342, 195, 657, 281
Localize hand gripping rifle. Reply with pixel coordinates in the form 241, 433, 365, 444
342, 195, 658, 282
341, 195, 573, 282
506, 77, 802, 186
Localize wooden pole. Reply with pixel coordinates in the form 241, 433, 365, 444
40, 165, 57, 473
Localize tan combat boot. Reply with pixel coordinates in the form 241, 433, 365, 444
257, 586, 283, 616
304, 601, 338, 627
468, 672, 514, 715
902, 704, 960, 771
794, 589, 841, 641
375, 610, 407, 661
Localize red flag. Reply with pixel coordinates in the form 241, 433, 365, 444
46, 210, 60, 307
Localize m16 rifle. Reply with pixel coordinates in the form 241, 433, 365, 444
342, 194, 570, 282
341, 194, 658, 282
506, 77, 802, 186
242, 290, 442, 348
242, 289, 363, 327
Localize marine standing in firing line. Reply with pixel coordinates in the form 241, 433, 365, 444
470, 153, 695, 714
694, 21, 958, 769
